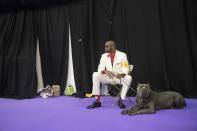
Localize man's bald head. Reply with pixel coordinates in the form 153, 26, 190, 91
104, 40, 116, 53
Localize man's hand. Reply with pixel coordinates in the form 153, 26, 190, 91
115, 73, 125, 79
105, 70, 116, 79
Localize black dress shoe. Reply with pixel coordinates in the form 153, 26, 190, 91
87, 101, 101, 109
118, 100, 126, 109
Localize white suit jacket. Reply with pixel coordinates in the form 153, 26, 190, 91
97, 50, 129, 75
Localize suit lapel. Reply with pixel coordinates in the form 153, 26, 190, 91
113, 50, 119, 67
106, 54, 113, 70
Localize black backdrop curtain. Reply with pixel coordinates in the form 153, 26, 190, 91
158, 0, 197, 97
69, 0, 93, 94
0, 5, 70, 98
0, 10, 37, 98
69, 0, 197, 98
34, 5, 69, 94
0, 0, 197, 98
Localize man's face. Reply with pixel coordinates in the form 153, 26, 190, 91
105, 41, 114, 53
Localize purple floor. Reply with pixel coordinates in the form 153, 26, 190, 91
0, 96, 197, 131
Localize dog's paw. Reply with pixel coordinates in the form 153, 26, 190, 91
128, 112, 137, 116
121, 110, 129, 115
128, 113, 136, 116
127, 110, 138, 116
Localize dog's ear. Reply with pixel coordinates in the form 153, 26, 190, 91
147, 83, 151, 89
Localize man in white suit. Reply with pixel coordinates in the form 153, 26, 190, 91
87, 40, 132, 109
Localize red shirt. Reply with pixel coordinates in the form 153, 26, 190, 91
108, 52, 115, 65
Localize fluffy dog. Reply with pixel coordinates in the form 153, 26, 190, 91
121, 83, 186, 115
39, 85, 61, 98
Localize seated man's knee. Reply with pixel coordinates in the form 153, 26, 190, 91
125, 75, 132, 82
93, 72, 102, 79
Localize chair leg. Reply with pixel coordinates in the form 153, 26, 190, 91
112, 93, 121, 106
108, 84, 131, 107
108, 85, 136, 106
110, 85, 122, 106
126, 96, 132, 103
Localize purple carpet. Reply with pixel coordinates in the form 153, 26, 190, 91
0, 96, 197, 131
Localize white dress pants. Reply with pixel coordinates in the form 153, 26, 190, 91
92, 72, 132, 100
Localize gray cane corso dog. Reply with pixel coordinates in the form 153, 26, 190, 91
121, 83, 186, 115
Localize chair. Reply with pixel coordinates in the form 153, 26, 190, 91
107, 65, 135, 106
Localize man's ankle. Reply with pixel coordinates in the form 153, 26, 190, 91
95, 95, 101, 102
118, 97, 126, 109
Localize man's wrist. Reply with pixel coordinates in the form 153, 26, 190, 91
101, 70, 106, 74
117, 73, 125, 78
121, 73, 126, 77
